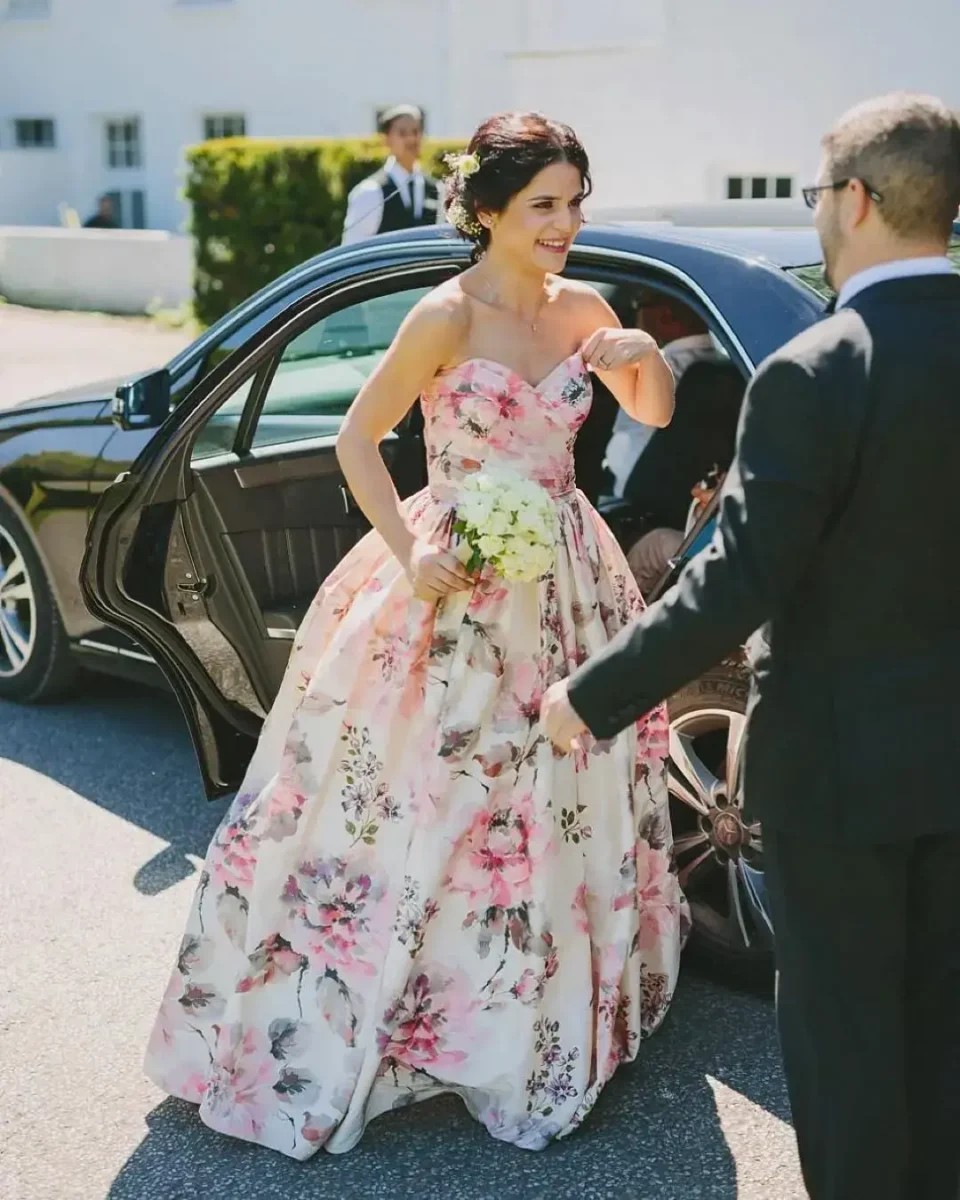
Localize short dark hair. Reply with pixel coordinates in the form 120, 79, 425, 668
378, 104, 423, 135
444, 112, 591, 262
823, 93, 960, 241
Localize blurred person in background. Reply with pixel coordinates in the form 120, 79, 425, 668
341, 103, 443, 244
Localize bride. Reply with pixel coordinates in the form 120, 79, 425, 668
144, 110, 688, 1157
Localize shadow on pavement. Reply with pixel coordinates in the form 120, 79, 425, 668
106, 971, 791, 1200
0, 675, 225, 895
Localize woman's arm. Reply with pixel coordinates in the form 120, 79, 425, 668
336, 292, 475, 599
576, 290, 675, 427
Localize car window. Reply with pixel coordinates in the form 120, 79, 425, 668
188, 283, 432, 461
249, 285, 432, 451
190, 377, 257, 460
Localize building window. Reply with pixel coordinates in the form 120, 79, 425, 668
726, 175, 795, 200
105, 189, 147, 230
203, 113, 246, 140
105, 118, 142, 169
14, 118, 55, 148
4, 0, 51, 18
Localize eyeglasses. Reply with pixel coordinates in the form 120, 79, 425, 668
802, 179, 884, 210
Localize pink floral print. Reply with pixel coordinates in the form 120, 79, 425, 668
143, 352, 686, 1158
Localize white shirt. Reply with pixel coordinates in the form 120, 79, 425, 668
836, 255, 954, 309
341, 156, 445, 244
605, 333, 724, 497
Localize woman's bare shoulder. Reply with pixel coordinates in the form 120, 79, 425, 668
550, 276, 615, 334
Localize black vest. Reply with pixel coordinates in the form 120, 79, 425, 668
373, 168, 439, 234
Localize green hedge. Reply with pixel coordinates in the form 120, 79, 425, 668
183, 137, 465, 325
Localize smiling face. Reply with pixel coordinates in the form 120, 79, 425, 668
479, 160, 585, 273
383, 115, 423, 172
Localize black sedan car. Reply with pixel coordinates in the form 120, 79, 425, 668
0, 223, 829, 976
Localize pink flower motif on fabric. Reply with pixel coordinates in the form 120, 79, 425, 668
376, 968, 475, 1071
204, 1024, 277, 1138
444, 793, 550, 911
281, 856, 387, 980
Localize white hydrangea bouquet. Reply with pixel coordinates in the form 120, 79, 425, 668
452, 468, 559, 583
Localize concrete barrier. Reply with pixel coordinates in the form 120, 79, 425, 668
0, 226, 193, 315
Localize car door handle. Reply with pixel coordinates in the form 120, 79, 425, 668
340, 485, 361, 516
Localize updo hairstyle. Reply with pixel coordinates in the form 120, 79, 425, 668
444, 112, 591, 262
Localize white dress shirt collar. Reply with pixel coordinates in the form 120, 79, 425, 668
836, 256, 954, 310
384, 156, 425, 216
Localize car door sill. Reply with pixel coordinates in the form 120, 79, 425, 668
77, 638, 156, 664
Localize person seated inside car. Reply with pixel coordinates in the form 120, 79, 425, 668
604, 289, 728, 499
626, 466, 725, 595
600, 290, 746, 595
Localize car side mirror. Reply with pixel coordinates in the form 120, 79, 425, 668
113, 369, 171, 431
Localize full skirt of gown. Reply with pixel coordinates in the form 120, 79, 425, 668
144, 353, 688, 1156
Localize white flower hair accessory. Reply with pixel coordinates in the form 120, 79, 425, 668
443, 150, 481, 179
447, 199, 484, 237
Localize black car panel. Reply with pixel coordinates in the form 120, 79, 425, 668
0, 399, 116, 638
82, 231, 825, 793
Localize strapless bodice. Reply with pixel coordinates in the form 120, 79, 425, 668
420, 352, 592, 503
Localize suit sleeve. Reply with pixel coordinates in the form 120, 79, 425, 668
568, 354, 858, 738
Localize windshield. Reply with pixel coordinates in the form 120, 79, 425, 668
787, 235, 960, 301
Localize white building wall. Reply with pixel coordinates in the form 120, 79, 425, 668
0, 0, 957, 233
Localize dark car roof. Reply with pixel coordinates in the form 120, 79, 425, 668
608, 223, 823, 268
308, 220, 823, 271
8, 222, 825, 419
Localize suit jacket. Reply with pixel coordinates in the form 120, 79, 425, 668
568, 273, 960, 842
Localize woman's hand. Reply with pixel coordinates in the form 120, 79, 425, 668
581, 327, 660, 373
403, 538, 476, 603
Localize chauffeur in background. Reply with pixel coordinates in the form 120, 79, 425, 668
341, 103, 444, 244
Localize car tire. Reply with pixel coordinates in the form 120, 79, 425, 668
0, 497, 77, 703
667, 663, 773, 983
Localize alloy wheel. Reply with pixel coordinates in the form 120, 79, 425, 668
668, 707, 773, 957
0, 523, 37, 678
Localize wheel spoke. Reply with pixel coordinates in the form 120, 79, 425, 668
669, 728, 720, 811
673, 830, 710, 857
725, 711, 747, 805
0, 612, 25, 670
678, 844, 714, 888
0, 579, 30, 602
727, 859, 751, 947
0, 549, 24, 587
0, 528, 35, 678
668, 765, 711, 816
742, 860, 775, 940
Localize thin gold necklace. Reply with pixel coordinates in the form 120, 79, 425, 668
479, 277, 547, 335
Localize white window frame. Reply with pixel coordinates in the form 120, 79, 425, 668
725, 174, 795, 201
4, 0, 52, 19
203, 113, 247, 140
105, 117, 142, 169
14, 117, 56, 148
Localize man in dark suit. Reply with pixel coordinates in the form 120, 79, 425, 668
542, 92, 960, 1200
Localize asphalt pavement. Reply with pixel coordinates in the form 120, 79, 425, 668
0, 675, 807, 1200
0, 304, 192, 411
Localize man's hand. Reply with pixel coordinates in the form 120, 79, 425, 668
540, 679, 589, 753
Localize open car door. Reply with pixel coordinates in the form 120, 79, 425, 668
82, 262, 456, 797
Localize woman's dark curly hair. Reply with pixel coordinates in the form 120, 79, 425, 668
444, 112, 591, 263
